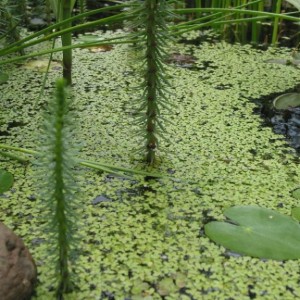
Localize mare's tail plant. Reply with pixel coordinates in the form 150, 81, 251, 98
129, 0, 174, 165
36, 78, 79, 299
0, 2, 24, 54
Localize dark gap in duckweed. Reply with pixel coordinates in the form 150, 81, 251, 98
247, 284, 257, 299
252, 84, 300, 153
178, 30, 223, 47
0, 130, 10, 136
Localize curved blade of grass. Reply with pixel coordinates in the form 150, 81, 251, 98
0, 38, 136, 66
0, 4, 130, 56
0, 144, 164, 178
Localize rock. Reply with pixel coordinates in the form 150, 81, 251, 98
91, 195, 112, 205
28, 17, 47, 30
0, 222, 37, 300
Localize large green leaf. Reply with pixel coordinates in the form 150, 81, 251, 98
205, 206, 300, 260
0, 169, 14, 194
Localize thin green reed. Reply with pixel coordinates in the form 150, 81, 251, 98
211, 0, 220, 8
236, 0, 248, 44
272, 0, 282, 46
61, 0, 74, 85
251, 0, 263, 45
79, 0, 87, 24
195, 0, 201, 18
211, 0, 222, 32
223, 0, 233, 41
48, 0, 76, 85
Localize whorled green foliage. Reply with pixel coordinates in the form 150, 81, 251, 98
129, 0, 173, 165
36, 78, 79, 298
0, 2, 23, 52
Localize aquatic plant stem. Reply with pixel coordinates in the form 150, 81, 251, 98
53, 79, 72, 295
130, 0, 172, 165
61, 0, 73, 85
79, 0, 87, 24
251, 0, 263, 45
37, 78, 75, 297
272, 0, 282, 46
144, 0, 159, 164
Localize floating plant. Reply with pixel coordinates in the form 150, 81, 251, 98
205, 206, 300, 260
273, 93, 300, 110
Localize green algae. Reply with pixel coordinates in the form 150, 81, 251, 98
1, 30, 300, 299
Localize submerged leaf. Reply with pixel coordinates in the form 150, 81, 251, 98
264, 58, 288, 65
87, 45, 113, 53
205, 206, 300, 260
157, 278, 177, 296
22, 59, 62, 73
0, 169, 14, 193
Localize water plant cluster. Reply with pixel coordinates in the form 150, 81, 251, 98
1, 0, 300, 299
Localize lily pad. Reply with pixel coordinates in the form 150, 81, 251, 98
0, 73, 9, 84
273, 93, 300, 110
157, 278, 177, 296
205, 206, 300, 260
131, 279, 150, 295
0, 169, 14, 194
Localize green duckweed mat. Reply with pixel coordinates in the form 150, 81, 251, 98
1, 30, 300, 299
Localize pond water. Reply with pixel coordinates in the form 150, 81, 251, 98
1, 30, 300, 299
253, 85, 300, 153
